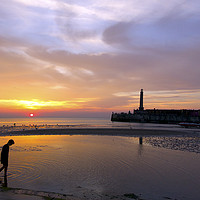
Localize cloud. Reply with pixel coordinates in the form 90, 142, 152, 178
14, 0, 57, 10
54, 66, 72, 76
103, 13, 200, 51
0, 0, 200, 115
27, 46, 200, 90
49, 85, 68, 90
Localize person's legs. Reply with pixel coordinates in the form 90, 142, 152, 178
0, 165, 8, 176
0, 165, 5, 172
3, 174, 7, 187
4, 166, 8, 176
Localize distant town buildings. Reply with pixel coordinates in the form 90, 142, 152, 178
111, 89, 200, 124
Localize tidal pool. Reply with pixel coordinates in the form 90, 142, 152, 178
0, 135, 200, 200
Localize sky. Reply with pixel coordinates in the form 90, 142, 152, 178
0, 0, 200, 118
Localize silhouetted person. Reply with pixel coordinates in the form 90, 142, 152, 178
0, 139, 15, 176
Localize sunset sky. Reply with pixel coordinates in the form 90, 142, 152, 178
0, 0, 200, 118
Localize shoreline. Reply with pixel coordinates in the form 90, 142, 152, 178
1, 127, 200, 137
0, 186, 146, 200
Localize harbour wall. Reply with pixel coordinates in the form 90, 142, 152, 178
111, 109, 200, 124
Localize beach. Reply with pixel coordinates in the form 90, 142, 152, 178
2, 126, 200, 137
0, 126, 200, 200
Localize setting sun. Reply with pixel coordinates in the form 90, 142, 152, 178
29, 113, 34, 117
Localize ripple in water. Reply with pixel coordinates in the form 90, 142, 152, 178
12, 145, 43, 152
8, 162, 41, 183
1, 135, 200, 200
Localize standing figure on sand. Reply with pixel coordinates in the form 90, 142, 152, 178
0, 139, 15, 177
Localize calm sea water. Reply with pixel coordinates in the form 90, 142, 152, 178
0, 135, 200, 200
0, 117, 111, 126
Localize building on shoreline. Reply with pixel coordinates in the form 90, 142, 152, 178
111, 89, 200, 124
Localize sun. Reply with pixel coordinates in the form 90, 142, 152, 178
29, 113, 34, 117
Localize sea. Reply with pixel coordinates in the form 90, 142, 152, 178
0, 117, 111, 127
0, 117, 200, 200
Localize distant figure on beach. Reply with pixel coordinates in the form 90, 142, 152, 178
0, 139, 15, 176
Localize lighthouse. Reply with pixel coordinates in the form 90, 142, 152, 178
139, 89, 144, 111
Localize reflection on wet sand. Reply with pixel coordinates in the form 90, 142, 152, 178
0, 135, 199, 200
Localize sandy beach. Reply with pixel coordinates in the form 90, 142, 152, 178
1, 127, 200, 200
1, 127, 200, 137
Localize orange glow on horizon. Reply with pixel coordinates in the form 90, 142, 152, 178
0, 98, 97, 110
0, 88, 199, 117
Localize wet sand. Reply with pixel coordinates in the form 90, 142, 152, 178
0, 187, 78, 200
0, 186, 145, 200
1, 127, 200, 137
1, 128, 200, 200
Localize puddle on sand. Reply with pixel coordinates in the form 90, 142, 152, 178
0, 135, 200, 200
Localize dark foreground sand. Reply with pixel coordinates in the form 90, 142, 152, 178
0, 186, 146, 200
1, 127, 199, 137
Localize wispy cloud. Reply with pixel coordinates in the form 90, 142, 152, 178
49, 85, 68, 90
